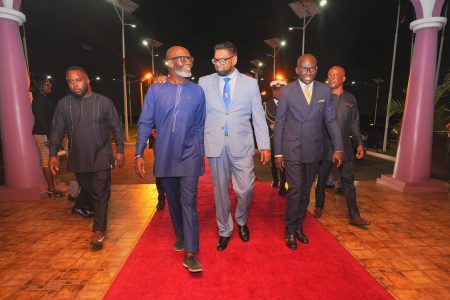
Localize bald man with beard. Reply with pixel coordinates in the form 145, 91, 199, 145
135, 46, 206, 272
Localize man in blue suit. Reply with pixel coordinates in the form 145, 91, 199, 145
274, 54, 344, 250
135, 46, 206, 272
198, 42, 270, 251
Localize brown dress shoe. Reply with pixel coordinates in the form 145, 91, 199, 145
349, 216, 371, 226
314, 207, 323, 218
90, 231, 105, 250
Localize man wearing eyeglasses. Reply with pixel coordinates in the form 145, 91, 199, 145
314, 66, 370, 226
198, 42, 270, 251
135, 46, 206, 273
274, 54, 344, 250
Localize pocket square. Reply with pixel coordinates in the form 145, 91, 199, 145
318, 99, 326, 103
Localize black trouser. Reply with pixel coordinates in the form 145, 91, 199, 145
155, 177, 166, 200
75, 169, 111, 232
284, 161, 319, 234
270, 138, 286, 188
74, 188, 92, 210
315, 160, 360, 219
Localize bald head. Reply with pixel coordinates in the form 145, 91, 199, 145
166, 46, 190, 60
327, 65, 346, 91
165, 46, 193, 81
295, 54, 318, 85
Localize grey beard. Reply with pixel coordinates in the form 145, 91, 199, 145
175, 70, 191, 78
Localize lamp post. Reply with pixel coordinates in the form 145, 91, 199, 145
264, 38, 286, 79
142, 38, 163, 76
288, 0, 326, 55
139, 73, 153, 108
108, 0, 139, 141
250, 59, 264, 81
372, 78, 384, 126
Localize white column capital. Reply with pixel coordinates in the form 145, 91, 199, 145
0, 7, 25, 25
410, 16, 447, 32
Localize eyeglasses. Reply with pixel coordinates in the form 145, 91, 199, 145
299, 66, 318, 73
168, 56, 194, 63
211, 56, 234, 65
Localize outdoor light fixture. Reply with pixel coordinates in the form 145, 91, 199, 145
289, 0, 325, 55
95, 76, 101, 81
264, 38, 286, 78
142, 38, 164, 75
46, 75, 52, 79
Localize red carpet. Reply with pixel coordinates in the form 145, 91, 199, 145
105, 167, 392, 300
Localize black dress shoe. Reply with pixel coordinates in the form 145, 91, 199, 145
295, 229, 309, 244
85, 204, 94, 215
71, 207, 90, 218
285, 234, 297, 250
217, 236, 231, 251
238, 224, 250, 242
271, 181, 279, 188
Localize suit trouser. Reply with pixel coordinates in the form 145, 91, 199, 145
161, 176, 199, 253
208, 138, 255, 237
75, 169, 111, 232
74, 188, 92, 210
284, 161, 319, 234
155, 177, 166, 200
270, 138, 286, 188
315, 160, 360, 219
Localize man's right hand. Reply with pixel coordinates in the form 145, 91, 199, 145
135, 157, 146, 178
155, 75, 168, 84
275, 156, 284, 172
49, 157, 59, 175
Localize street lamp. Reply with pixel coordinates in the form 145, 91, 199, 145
250, 59, 264, 80
372, 78, 385, 126
288, 0, 325, 55
140, 72, 153, 108
264, 38, 286, 79
142, 38, 164, 76
108, 0, 139, 141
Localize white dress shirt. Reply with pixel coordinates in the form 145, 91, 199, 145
219, 69, 238, 100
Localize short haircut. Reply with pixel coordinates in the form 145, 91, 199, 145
66, 65, 88, 75
213, 42, 237, 56
30, 77, 50, 94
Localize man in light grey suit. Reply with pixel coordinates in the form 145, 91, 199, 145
274, 54, 344, 250
198, 42, 270, 251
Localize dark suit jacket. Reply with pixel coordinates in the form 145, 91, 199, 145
273, 80, 344, 163
322, 91, 364, 162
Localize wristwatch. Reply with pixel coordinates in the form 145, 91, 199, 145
134, 154, 144, 160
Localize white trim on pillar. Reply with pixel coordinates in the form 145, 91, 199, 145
0, 7, 26, 25
410, 16, 447, 32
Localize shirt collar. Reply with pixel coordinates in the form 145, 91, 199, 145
298, 79, 314, 89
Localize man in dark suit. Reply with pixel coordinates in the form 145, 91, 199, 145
274, 54, 344, 250
264, 80, 287, 195
314, 66, 370, 226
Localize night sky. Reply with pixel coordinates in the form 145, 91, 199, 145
22, 0, 449, 129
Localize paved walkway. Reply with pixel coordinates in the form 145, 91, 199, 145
0, 146, 448, 299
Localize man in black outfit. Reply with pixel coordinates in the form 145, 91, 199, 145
148, 128, 166, 210
264, 80, 287, 195
314, 66, 370, 226
49, 66, 125, 250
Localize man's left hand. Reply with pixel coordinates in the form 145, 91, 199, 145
115, 153, 125, 168
355, 145, 365, 159
260, 149, 271, 165
332, 151, 343, 168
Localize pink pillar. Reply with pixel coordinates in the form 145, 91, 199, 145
377, 0, 449, 193
0, 1, 47, 199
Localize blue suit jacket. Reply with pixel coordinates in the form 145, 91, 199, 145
199, 70, 270, 157
273, 80, 344, 163
136, 81, 206, 177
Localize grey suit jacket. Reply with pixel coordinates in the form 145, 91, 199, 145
273, 80, 344, 163
199, 70, 270, 157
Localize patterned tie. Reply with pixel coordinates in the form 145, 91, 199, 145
223, 77, 231, 108
223, 77, 231, 135
304, 84, 311, 105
